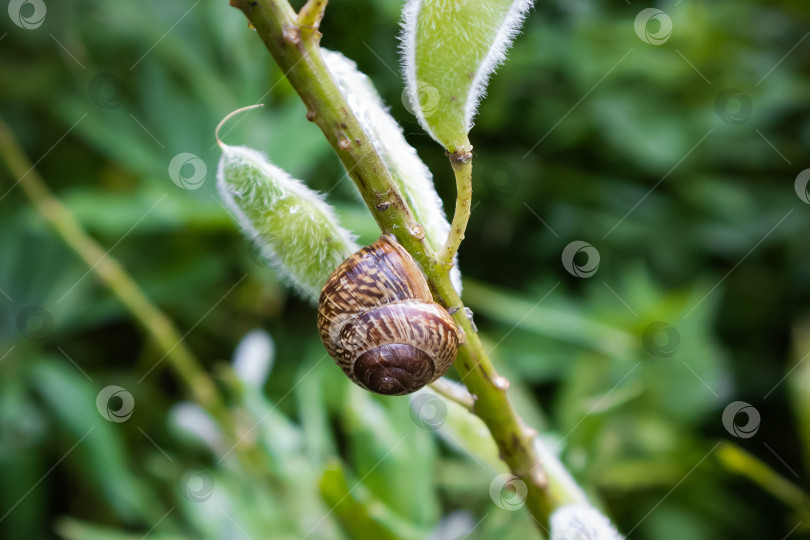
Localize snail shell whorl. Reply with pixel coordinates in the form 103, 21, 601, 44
317, 235, 460, 395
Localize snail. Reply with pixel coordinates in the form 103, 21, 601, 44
317, 235, 462, 395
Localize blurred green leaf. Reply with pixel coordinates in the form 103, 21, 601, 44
320, 460, 419, 540
30, 359, 157, 524
343, 386, 439, 527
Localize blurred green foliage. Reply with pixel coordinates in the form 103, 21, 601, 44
1, 0, 809, 539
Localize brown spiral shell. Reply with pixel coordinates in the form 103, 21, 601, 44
317, 235, 461, 395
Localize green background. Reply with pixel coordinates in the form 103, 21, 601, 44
1, 0, 809, 538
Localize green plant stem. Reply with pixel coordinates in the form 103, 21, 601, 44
229, 0, 434, 269
438, 146, 473, 269
231, 0, 579, 533
434, 274, 565, 527
717, 442, 810, 516
0, 118, 226, 423
429, 377, 475, 411
297, 0, 327, 31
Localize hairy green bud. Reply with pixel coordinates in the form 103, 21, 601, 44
401, 0, 534, 151
217, 108, 358, 301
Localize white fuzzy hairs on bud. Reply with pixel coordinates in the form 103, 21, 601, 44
400, 0, 534, 151
216, 106, 359, 302
464, 0, 534, 133
399, 0, 436, 145
550, 504, 624, 540
217, 144, 359, 301
322, 49, 462, 293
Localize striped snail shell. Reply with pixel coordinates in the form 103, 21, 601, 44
317, 235, 461, 395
